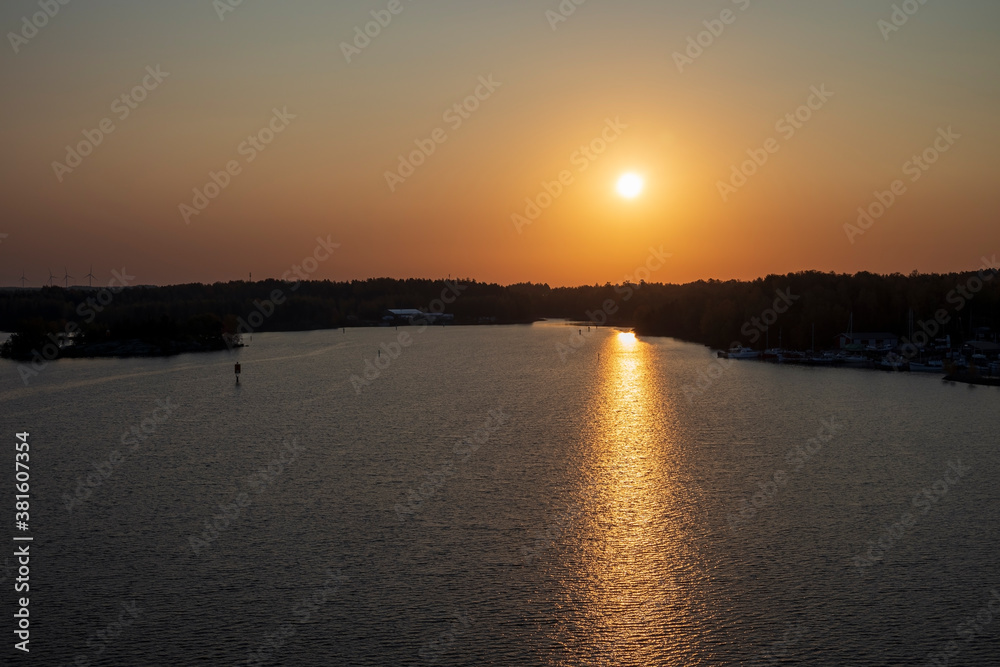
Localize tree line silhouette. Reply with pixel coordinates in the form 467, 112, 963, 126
1, 270, 997, 359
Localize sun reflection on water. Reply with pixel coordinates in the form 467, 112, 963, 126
617, 331, 637, 347
550, 330, 702, 664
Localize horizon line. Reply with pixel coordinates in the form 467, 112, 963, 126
2, 264, 997, 291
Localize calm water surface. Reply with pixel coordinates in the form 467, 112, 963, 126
1, 323, 998, 665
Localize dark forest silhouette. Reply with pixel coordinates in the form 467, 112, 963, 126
1, 270, 997, 360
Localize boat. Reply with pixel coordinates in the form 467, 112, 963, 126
836, 353, 870, 369
778, 351, 808, 364
723, 345, 761, 360
762, 348, 784, 362
876, 352, 907, 371
909, 360, 944, 373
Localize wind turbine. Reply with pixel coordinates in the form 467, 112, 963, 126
48, 269, 56, 286
63, 267, 74, 288
19, 271, 29, 288
85, 266, 97, 288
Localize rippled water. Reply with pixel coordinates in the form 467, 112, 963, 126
2, 323, 998, 665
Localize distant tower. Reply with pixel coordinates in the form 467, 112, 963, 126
19, 271, 28, 288
63, 267, 74, 288
85, 266, 96, 288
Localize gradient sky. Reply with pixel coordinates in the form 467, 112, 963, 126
2, 0, 999, 287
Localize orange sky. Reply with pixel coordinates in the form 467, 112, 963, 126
2, 1, 999, 287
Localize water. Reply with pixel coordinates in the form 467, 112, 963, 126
1, 323, 998, 665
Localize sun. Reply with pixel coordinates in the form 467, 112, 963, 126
616, 172, 644, 199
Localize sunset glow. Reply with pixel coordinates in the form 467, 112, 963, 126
1, 3, 998, 288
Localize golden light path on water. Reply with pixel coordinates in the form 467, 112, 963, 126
547, 329, 705, 665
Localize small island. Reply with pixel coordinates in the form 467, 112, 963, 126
0, 313, 241, 361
